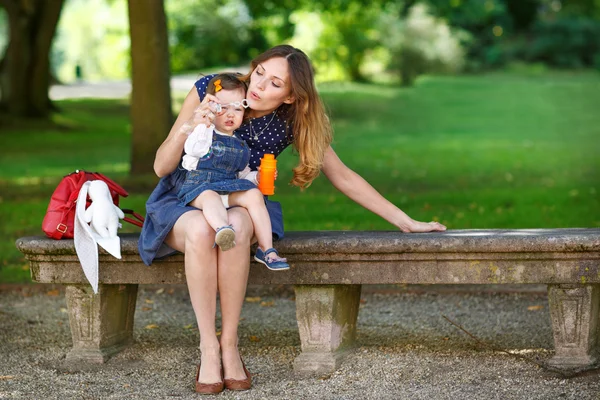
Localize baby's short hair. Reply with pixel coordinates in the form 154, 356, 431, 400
207, 73, 247, 95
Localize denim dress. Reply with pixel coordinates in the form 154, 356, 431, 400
177, 133, 256, 206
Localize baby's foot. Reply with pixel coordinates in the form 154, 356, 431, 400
254, 247, 289, 271
215, 226, 236, 251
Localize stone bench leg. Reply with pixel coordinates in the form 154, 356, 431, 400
65, 284, 138, 363
293, 284, 361, 376
548, 284, 600, 369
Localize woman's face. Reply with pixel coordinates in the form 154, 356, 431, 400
246, 57, 295, 116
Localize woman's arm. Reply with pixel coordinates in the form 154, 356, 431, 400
321, 146, 446, 233
154, 88, 220, 177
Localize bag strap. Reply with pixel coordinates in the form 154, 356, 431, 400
91, 172, 129, 197
50, 221, 68, 240
121, 209, 145, 228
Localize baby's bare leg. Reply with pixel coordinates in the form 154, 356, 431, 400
228, 189, 273, 251
189, 190, 228, 232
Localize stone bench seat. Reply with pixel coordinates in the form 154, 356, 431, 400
15, 229, 600, 374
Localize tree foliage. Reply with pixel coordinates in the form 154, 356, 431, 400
295, 1, 383, 82
167, 0, 254, 72
379, 3, 467, 86
52, 0, 129, 82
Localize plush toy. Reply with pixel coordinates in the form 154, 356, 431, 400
84, 180, 125, 238
74, 180, 125, 294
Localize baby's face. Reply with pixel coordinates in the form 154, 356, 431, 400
214, 88, 246, 134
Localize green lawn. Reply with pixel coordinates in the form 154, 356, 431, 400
1, 71, 599, 282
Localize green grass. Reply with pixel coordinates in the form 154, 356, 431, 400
1, 71, 599, 282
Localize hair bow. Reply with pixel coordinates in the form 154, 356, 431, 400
214, 79, 222, 92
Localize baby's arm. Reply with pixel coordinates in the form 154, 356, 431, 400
238, 165, 258, 185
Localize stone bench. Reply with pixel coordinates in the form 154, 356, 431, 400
15, 229, 600, 374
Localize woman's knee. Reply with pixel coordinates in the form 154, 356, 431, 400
227, 208, 253, 244
184, 214, 215, 248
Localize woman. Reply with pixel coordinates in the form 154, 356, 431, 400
139, 45, 446, 394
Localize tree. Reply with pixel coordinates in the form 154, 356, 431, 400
0, 0, 64, 117
127, 0, 173, 176
168, 0, 254, 73
319, 1, 383, 82
380, 3, 466, 86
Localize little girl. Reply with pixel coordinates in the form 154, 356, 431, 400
177, 73, 289, 271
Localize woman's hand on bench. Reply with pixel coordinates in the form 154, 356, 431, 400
401, 219, 447, 233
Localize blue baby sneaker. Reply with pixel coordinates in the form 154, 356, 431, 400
254, 247, 289, 271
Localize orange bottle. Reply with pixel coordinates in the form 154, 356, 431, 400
258, 154, 277, 195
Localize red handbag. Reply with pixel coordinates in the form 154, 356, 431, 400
42, 170, 144, 240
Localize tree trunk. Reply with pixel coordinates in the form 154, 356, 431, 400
0, 0, 64, 117
348, 52, 365, 82
30, 0, 63, 114
127, 0, 173, 177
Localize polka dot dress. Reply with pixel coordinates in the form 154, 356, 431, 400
195, 75, 293, 170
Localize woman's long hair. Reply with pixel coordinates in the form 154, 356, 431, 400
244, 45, 333, 189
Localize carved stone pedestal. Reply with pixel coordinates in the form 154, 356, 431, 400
547, 284, 600, 369
65, 284, 138, 363
293, 285, 361, 376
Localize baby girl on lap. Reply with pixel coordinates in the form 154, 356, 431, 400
177, 73, 289, 271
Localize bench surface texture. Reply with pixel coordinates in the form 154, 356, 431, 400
16, 229, 600, 374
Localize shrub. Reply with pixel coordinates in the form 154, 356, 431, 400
527, 17, 600, 68
379, 3, 468, 86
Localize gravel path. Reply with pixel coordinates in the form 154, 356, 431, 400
1, 284, 598, 399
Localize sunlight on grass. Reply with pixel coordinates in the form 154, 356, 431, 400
13, 176, 52, 186
318, 81, 402, 98
95, 163, 130, 174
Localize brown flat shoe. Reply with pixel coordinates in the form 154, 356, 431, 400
224, 357, 252, 391
195, 362, 224, 394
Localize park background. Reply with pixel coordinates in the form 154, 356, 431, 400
0, 0, 598, 283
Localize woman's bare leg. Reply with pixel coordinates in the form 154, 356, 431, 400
165, 210, 221, 384
217, 206, 254, 380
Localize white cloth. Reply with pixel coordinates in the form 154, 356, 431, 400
220, 194, 230, 208
182, 124, 213, 171
238, 166, 258, 185
73, 180, 123, 294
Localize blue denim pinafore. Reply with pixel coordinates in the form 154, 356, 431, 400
177, 133, 256, 206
